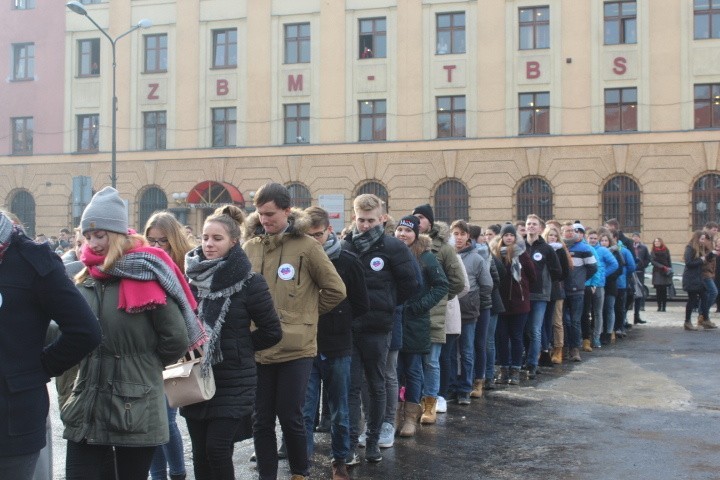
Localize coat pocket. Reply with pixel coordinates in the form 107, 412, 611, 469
5, 369, 49, 436
104, 381, 151, 434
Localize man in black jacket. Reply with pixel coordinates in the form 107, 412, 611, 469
303, 207, 369, 479
631, 232, 651, 323
343, 194, 418, 464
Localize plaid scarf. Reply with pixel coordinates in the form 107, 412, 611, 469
81, 243, 207, 352
351, 225, 384, 254
323, 231, 343, 260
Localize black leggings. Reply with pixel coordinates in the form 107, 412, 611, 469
185, 417, 245, 480
655, 285, 668, 306
686, 291, 702, 322
65, 441, 155, 480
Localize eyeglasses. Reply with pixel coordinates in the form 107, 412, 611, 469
309, 229, 327, 239
147, 237, 169, 246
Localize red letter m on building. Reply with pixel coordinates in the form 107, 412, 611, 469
288, 74, 304, 92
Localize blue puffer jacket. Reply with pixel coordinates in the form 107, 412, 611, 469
586, 244, 619, 288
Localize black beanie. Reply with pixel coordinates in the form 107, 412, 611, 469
398, 215, 421, 238
412, 204, 434, 228
500, 222, 517, 238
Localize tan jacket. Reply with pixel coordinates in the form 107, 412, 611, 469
243, 209, 346, 364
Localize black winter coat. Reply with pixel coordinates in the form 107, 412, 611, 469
0, 233, 100, 457
318, 250, 369, 357
683, 245, 706, 293
343, 231, 418, 333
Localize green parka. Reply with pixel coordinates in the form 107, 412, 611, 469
62, 278, 189, 446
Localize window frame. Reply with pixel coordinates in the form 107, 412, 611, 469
603, 0, 637, 45
604, 87, 638, 132
13, 0, 35, 10
519, 92, 550, 135
434, 179, 469, 223
211, 107, 237, 147
602, 175, 641, 233
359, 17, 387, 59
12, 42, 34, 81
212, 28, 238, 69
284, 103, 310, 144
694, 0, 720, 40
519, 6, 550, 50
284, 22, 311, 64
694, 83, 720, 129
77, 114, 99, 153
359, 99, 387, 142
692, 174, 720, 230
436, 95, 466, 139
517, 177, 553, 221
144, 33, 168, 73
78, 38, 100, 77
137, 186, 168, 232
11, 117, 33, 155
286, 182, 312, 209
143, 111, 167, 150
436, 12, 466, 55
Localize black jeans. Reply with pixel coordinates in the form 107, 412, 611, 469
186, 417, 245, 480
349, 331, 390, 449
686, 291, 702, 322
656, 285, 668, 307
65, 441, 155, 480
253, 357, 313, 480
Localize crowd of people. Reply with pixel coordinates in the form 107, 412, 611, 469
3, 183, 720, 480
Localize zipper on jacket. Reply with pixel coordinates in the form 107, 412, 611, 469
297, 256, 303, 285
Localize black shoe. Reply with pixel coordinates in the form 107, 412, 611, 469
526, 365, 537, 379
483, 378, 496, 390
624, 322, 633, 330
634, 318, 647, 325
315, 415, 331, 432
457, 392, 471, 405
446, 391, 458, 402
365, 442, 382, 463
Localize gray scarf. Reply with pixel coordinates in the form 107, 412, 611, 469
500, 239, 526, 283
351, 225, 384, 253
323, 231, 342, 260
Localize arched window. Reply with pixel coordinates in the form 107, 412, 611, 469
517, 177, 553, 222
10, 189, 35, 237
434, 178, 469, 223
692, 173, 720, 230
137, 186, 168, 231
602, 175, 641, 233
356, 181, 389, 212
287, 182, 311, 209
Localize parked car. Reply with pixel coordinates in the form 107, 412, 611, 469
643, 261, 687, 301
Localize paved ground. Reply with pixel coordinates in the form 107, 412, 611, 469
49, 302, 720, 479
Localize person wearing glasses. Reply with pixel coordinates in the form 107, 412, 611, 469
143, 212, 196, 480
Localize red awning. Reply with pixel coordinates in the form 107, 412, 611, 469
186, 181, 245, 205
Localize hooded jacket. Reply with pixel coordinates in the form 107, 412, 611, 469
457, 244, 493, 321
586, 243, 619, 288
243, 208, 346, 364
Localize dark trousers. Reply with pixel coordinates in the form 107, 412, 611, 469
253, 357, 314, 480
0, 451, 39, 480
656, 285, 668, 307
65, 441, 155, 480
615, 289, 628, 331
686, 291, 702, 322
186, 417, 245, 480
439, 333, 459, 397
497, 313, 529, 368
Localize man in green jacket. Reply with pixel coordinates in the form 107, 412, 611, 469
411, 204, 466, 423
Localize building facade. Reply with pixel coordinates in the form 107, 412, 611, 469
1, 0, 719, 252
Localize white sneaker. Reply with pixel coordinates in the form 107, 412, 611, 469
378, 422, 394, 448
436, 396, 447, 413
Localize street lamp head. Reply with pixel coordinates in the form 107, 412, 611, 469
66, 1, 87, 16
137, 19, 153, 29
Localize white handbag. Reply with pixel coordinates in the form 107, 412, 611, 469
163, 349, 216, 408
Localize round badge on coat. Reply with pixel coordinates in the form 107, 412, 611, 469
278, 263, 295, 281
533, 252, 543, 261
370, 257, 385, 271
0, 292, 3, 309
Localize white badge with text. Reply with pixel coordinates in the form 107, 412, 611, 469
533, 252, 543, 261
370, 257, 385, 271
278, 263, 295, 281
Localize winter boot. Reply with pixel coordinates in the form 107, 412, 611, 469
470, 379, 484, 398
394, 402, 405, 434
582, 338, 593, 352
420, 396, 437, 424
699, 314, 718, 329
684, 321, 698, 331
332, 461, 350, 480
551, 347, 563, 364
399, 402, 422, 437
538, 350, 553, 367
570, 347, 582, 362
496, 366, 510, 384
508, 367, 521, 385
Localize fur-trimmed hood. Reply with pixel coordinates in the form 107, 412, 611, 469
409, 234, 432, 259
243, 207, 312, 240
429, 221, 451, 243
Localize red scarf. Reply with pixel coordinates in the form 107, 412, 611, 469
81, 243, 197, 313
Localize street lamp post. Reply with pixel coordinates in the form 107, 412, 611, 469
66, 1, 152, 189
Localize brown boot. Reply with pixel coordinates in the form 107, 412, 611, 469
332, 460, 350, 480
420, 396, 437, 424
684, 321, 698, 331
394, 401, 405, 434
399, 402, 422, 437
551, 347, 563, 364
470, 379, 484, 398
699, 315, 718, 329
582, 339, 593, 352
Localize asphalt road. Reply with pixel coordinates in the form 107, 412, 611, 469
48, 302, 720, 479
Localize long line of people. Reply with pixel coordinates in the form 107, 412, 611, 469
7, 184, 720, 480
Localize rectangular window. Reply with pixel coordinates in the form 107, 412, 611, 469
436, 96, 466, 138
284, 103, 310, 144
77, 114, 99, 152
144, 34, 167, 73
695, 0, 720, 39
12, 43, 34, 80
143, 111, 167, 150
694, 83, 720, 129
13, 0, 35, 9
605, 88, 637, 132
78, 39, 100, 76
80, 0, 102, 4
11, 117, 33, 154
436, 12, 465, 54
284, 23, 310, 64
519, 6, 550, 50
212, 107, 236, 147
519, 92, 550, 135
359, 100, 386, 141
605, 87, 637, 132
359, 18, 387, 58
212, 29, 237, 68
604, 1, 637, 44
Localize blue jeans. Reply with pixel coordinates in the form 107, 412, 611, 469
563, 294, 584, 349
485, 314, 498, 380
439, 334, 459, 397
701, 278, 718, 318
449, 320, 476, 394
303, 355, 351, 462
541, 300, 555, 351
422, 343, 443, 398
472, 309, 491, 380
149, 398, 186, 479
497, 313, 528, 368
525, 301, 547, 367
603, 294, 616, 334
397, 352, 424, 404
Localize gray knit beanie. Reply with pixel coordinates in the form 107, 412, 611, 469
81, 186, 128, 235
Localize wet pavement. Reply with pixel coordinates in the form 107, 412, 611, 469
49, 302, 720, 479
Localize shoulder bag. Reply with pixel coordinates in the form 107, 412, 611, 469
163, 348, 216, 408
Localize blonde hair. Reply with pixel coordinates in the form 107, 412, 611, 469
144, 211, 195, 271
543, 225, 573, 271
75, 232, 147, 283
353, 193, 383, 213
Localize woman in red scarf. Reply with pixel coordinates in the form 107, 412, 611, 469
650, 238, 672, 312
